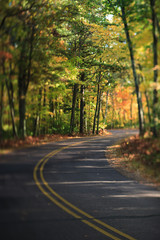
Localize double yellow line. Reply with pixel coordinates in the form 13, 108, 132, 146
33, 139, 136, 240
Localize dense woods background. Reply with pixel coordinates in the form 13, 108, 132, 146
0, 0, 159, 140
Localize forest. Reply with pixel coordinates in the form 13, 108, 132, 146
0, 0, 159, 140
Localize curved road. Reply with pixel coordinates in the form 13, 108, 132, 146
0, 129, 160, 240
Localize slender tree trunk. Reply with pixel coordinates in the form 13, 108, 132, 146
93, 83, 100, 134
26, 25, 34, 91
88, 97, 91, 133
111, 92, 115, 128
150, 0, 159, 137
103, 90, 109, 126
0, 79, 4, 136
18, 40, 27, 138
18, 88, 26, 138
138, 83, 145, 128
70, 84, 78, 135
33, 87, 42, 136
76, 96, 80, 129
33, 116, 39, 137
118, 110, 122, 126
96, 89, 102, 135
41, 86, 47, 134
80, 84, 85, 134
130, 97, 133, 127
43, 86, 46, 107
145, 91, 152, 126
80, 72, 85, 134
155, 12, 160, 35
2, 60, 17, 137
49, 87, 54, 114
121, 2, 145, 136
5, 79, 17, 137
85, 114, 88, 133
54, 96, 58, 123
18, 44, 27, 139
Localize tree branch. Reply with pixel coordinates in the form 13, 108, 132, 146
0, 3, 35, 29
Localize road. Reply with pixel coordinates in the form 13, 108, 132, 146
0, 129, 160, 240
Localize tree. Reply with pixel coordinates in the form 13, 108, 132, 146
150, 0, 159, 137
105, 0, 145, 135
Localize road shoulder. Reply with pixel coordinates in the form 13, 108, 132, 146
106, 142, 160, 190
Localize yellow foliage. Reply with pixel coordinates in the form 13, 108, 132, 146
153, 65, 160, 71
150, 82, 160, 91
53, 56, 68, 63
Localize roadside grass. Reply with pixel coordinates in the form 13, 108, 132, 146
106, 134, 160, 188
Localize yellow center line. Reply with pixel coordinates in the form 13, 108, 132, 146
33, 138, 136, 240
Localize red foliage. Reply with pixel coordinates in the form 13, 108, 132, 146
0, 51, 12, 60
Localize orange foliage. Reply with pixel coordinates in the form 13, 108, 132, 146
0, 51, 12, 60
107, 85, 138, 124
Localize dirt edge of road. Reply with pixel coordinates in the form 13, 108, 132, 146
0, 130, 111, 155
106, 143, 160, 190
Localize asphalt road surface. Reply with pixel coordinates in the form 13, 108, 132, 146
0, 129, 160, 240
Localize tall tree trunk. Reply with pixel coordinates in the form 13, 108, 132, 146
80, 72, 85, 134
70, 84, 78, 135
130, 97, 133, 127
96, 89, 102, 135
42, 86, 47, 134
2, 60, 17, 137
55, 96, 58, 122
43, 86, 46, 107
93, 83, 100, 134
150, 0, 159, 137
155, 12, 160, 35
103, 90, 109, 126
49, 87, 54, 114
18, 45, 27, 139
18, 87, 26, 138
18, 26, 34, 138
0, 79, 4, 136
111, 92, 115, 128
80, 84, 85, 134
121, 2, 145, 136
145, 91, 152, 126
5, 79, 17, 137
34, 87, 42, 136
